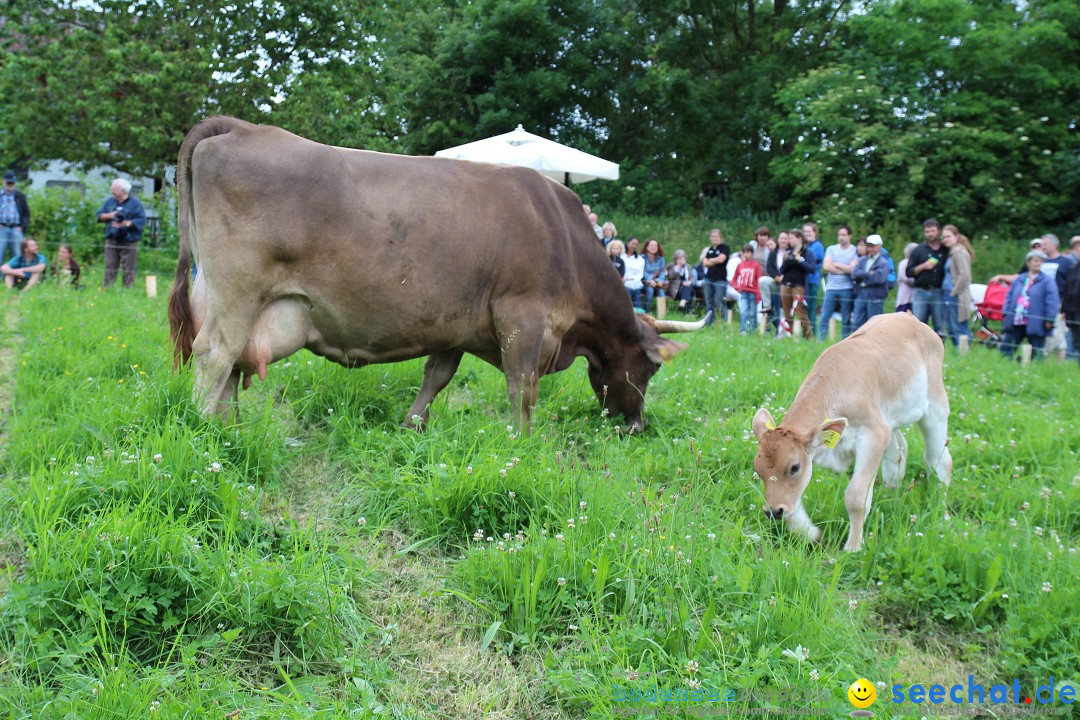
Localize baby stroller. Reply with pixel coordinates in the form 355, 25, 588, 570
970, 281, 1008, 348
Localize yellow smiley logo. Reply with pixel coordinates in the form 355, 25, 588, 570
847, 678, 877, 709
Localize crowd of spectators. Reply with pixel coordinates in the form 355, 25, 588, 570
1, 176, 144, 293
585, 204, 1080, 366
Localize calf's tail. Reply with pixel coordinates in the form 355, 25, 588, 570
167, 116, 240, 368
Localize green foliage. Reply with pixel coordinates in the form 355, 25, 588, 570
0, 1, 386, 175
771, 0, 1080, 233
3, 1, 1077, 234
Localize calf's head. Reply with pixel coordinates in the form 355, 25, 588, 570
751, 407, 848, 542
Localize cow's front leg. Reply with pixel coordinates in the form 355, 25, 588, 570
494, 307, 548, 435
403, 350, 464, 430
843, 425, 890, 551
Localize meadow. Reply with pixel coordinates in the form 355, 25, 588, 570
0, 268, 1077, 719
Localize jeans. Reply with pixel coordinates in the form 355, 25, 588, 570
944, 294, 970, 346
0, 225, 23, 265
806, 282, 820, 337
1001, 325, 1046, 358
642, 284, 666, 312
703, 280, 726, 325
626, 286, 642, 309
738, 292, 758, 333
912, 287, 947, 339
818, 287, 855, 340
852, 296, 884, 330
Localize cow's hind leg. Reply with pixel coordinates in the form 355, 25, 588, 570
403, 349, 464, 430
192, 317, 248, 418
191, 308, 258, 419
881, 430, 908, 489
843, 424, 890, 551
918, 399, 952, 486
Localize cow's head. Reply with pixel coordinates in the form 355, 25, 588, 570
751, 408, 847, 543
587, 313, 708, 431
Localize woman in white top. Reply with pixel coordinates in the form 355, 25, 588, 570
622, 237, 646, 309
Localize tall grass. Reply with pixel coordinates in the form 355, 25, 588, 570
0, 268, 1076, 718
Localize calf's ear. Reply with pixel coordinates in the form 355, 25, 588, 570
810, 417, 848, 449
752, 407, 775, 440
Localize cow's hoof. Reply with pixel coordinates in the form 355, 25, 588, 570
809, 527, 823, 544
401, 413, 427, 431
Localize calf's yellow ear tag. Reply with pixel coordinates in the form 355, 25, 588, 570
820, 418, 842, 448
765, 420, 776, 430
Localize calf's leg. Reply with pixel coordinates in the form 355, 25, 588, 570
881, 430, 908, 489
918, 399, 952, 486
843, 425, 890, 551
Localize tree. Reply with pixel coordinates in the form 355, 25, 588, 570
771, 0, 1080, 233
0, 1, 383, 175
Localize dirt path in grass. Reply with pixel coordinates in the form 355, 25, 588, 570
0, 298, 22, 592
0, 299, 19, 461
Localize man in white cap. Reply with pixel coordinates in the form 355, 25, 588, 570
988, 238, 1043, 286
851, 234, 891, 330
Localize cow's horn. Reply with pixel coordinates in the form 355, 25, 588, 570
652, 311, 711, 333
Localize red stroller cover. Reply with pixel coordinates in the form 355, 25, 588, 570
977, 282, 1008, 321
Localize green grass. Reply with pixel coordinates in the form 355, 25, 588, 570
0, 267, 1077, 718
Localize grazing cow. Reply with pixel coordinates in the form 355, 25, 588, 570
167, 116, 705, 431
751, 313, 952, 551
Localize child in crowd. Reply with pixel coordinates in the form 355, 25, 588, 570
733, 244, 762, 334
895, 242, 919, 313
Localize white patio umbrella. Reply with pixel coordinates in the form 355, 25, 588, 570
434, 125, 619, 184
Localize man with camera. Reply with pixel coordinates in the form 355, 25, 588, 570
97, 178, 146, 288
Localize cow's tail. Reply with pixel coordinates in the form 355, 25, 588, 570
168, 116, 239, 369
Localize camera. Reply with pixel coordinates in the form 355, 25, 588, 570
106, 208, 129, 240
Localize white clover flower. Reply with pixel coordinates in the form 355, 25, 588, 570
1042, 582, 1052, 593
207, 461, 222, 473
357, 517, 367, 527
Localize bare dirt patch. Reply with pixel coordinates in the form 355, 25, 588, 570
360, 529, 565, 720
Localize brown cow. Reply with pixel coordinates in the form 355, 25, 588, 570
751, 313, 952, 551
168, 117, 705, 431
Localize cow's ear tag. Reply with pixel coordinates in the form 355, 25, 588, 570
765, 420, 776, 430
659, 346, 672, 362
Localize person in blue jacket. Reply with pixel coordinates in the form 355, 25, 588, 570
1001, 250, 1061, 359
851, 234, 892, 330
